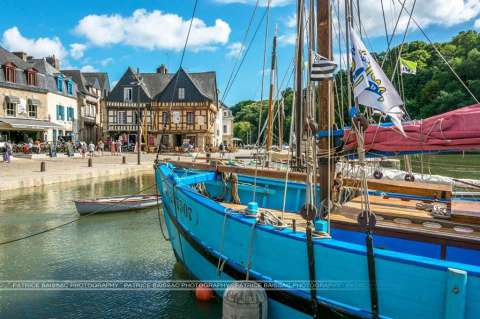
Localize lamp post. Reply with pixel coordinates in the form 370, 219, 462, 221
131, 70, 143, 165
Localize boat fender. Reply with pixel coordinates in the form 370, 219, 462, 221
404, 173, 415, 182
373, 170, 383, 179
196, 283, 214, 302
222, 281, 267, 319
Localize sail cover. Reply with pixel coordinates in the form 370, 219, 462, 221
343, 104, 480, 154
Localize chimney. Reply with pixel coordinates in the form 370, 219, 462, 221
13, 52, 28, 61
156, 64, 168, 74
46, 55, 60, 70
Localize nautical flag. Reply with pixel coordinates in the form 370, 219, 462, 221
400, 57, 417, 75
350, 28, 405, 134
311, 51, 337, 81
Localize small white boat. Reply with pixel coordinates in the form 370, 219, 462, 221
74, 195, 161, 215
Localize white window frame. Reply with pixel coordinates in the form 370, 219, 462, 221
124, 87, 133, 102
186, 111, 194, 125
118, 111, 127, 124
28, 104, 37, 118
6, 103, 16, 117
178, 87, 185, 100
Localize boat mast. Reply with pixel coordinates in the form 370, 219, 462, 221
317, 0, 334, 215
294, 0, 305, 170
266, 29, 277, 163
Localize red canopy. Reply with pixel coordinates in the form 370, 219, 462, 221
344, 104, 480, 154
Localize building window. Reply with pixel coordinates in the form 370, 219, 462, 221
118, 111, 127, 124
67, 107, 75, 121
26, 69, 37, 86
186, 112, 194, 125
223, 125, 227, 134
3, 63, 16, 83
108, 110, 117, 124
124, 88, 133, 102
56, 76, 64, 92
66, 81, 73, 95
162, 112, 169, 125
178, 87, 185, 100
6, 103, 16, 116
28, 104, 37, 118
56, 105, 65, 120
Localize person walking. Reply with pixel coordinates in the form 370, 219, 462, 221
98, 140, 104, 156
88, 142, 95, 157
3, 141, 12, 163
116, 139, 122, 155
81, 141, 87, 158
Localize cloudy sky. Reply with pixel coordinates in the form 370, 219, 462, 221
1, 0, 479, 105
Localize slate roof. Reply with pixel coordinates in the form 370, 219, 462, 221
83, 72, 110, 97
0, 46, 77, 97
62, 70, 90, 95
107, 66, 218, 105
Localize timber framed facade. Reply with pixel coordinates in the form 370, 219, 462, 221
105, 65, 219, 150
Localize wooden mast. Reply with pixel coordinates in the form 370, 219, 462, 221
316, 0, 334, 213
266, 30, 277, 158
294, 0, 305, 169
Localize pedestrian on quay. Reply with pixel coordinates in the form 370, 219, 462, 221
98, 140, 104, 156
116, 139, 122, 155
81, 141, 87, 158
88, 142, 95, 157
110, 139, 116, 156
3, 141, 12, 163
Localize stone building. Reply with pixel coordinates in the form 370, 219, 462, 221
0, 47, 78, 143
105, 65, 219, 150
62, 70, 110, 143
221, 103, 234, 146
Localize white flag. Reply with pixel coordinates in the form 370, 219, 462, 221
350, 29, 405, 133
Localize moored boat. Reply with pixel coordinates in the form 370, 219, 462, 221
74, 194, 161, 215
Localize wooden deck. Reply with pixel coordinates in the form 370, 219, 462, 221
220, 196, 480, 243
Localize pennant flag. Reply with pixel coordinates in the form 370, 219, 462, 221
350, 28, 405, 134
400, 57, 417, 75
311, 51, 337, 81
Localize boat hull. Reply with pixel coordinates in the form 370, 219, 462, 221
74, 195, 160, 215
156, 164, 480, 319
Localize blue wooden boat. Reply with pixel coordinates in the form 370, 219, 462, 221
155, 162, 480, 318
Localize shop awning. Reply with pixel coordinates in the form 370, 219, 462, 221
28, 98, 41, 105
5, 96, 20, 104
0, 117, 63, 131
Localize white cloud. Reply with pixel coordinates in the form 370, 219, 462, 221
214, 0, 292, 7
227, 42, 245, 58
278, 33, 296, 46
69, 43, 87, 60
100, 57, 114, 66
75, 9, 231, 51
286, 13, 296, 28
346, 0, 480, 38
1, 27, 67, 59
80, 64, 98, 72
475, 18, 480, 29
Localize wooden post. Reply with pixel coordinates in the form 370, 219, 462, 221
40, 161, 46, 172
122, 156, 126, 164
88, 158, 92, 167
317, 0, 335, 212
266, 32, 277, 157
294, 0, 304, 169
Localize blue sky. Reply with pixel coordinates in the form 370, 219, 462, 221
1, 0, 480, 105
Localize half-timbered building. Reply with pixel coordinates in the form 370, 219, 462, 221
105, 65, 219, 150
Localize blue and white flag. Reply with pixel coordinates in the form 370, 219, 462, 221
311, 51, 337, 81
350, 28, 405, 133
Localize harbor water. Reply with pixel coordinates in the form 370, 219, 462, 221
0, 174, 221, 319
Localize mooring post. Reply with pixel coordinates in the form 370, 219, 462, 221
40, 161, 46, 172
292, 219, 296, 232
88, 158, 92, 167
122, 156, 126, 164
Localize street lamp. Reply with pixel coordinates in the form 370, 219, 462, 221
130, 70, 144, 165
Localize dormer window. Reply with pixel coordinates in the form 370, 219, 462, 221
124, 87, 133, 102
26, 69, 37, 86
178, 87, 185, 100
3, 63, 16, 83
56, 75, 64, 92
66, 80, 73, 95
